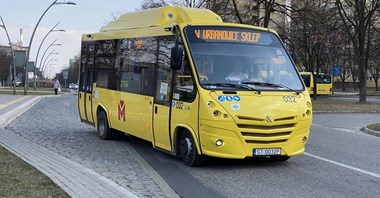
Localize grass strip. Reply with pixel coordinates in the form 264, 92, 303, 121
0, 146, 69, 198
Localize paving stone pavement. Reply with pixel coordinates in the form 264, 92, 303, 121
0, 128, 137, 198
2, 95, 171, 198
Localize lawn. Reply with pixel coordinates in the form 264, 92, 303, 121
367, 123, 380, 131
311, 96, 380, 113
0, 86, 69, 95
0, 146, 69, 198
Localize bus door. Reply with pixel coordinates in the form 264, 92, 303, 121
300, 73, 313, 95
79, 68, 94, 123
79, 43, 95, 123
153, 66, 172, 151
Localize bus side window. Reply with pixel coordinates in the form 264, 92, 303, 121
96, 72, 109, 88
174, 56, 196, 102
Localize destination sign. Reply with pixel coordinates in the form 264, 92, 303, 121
194, 29, 261, 43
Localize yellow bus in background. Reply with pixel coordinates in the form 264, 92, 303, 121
300, 72, 332, 95
78, 6, 312, 166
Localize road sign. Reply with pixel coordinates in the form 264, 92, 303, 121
333, 65, 341, 76
63, 70, 68, 79
15, 50, 26, 67
27, 62, 35, 72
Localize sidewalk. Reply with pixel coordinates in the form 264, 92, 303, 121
331, 91, 359, 97
0, 95, 138, 198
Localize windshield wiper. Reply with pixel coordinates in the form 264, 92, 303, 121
242, 82, 300, 95
203, 83, 261, 94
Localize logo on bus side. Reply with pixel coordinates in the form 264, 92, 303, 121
118, 100, 126, 121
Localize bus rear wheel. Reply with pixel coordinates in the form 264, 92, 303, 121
97, 111, 115, 140
179, 131, 204, 166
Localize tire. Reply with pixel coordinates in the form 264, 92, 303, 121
178, 131, 204, 166
97, 111, 115, 140
270, 156, 290, 162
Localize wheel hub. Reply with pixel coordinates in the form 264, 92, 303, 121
180, 137, 192, 158
98, 118, 105, 136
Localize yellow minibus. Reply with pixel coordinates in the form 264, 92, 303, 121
300, 72, 332, 95
78, 6, 312, 166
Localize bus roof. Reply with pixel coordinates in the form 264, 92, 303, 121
100, 6, 223, 32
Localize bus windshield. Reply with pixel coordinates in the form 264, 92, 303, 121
184, 26, 304, 92
317, 74, 332, 84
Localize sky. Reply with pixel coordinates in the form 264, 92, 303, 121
0, 0, 143, 78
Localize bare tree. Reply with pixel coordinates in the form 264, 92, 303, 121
369, 24, 380, 90
0, 48, 12, 86
290, 0, 339, 98
141, 0, 167, 9
338, 41, 353, 91
336, 0, 380, 103
258, 0, 278, 28
140, 0, 207, 9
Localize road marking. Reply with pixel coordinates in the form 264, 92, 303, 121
312, 124, 357, 134
304, 152, 380, 179
0, 96, 31, 110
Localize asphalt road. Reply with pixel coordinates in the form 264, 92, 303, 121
6, 95, 380, 198
139, 113, 380, 198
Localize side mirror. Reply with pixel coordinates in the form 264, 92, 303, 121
170, 45, 183, 70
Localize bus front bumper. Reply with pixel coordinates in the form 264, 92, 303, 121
199, 120, 310, 159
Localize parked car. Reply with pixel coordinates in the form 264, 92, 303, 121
69, 83, 78, 89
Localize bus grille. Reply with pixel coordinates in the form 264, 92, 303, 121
236, 115, 296, 144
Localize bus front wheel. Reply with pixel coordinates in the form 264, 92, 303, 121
97, 111, 115, 140
179, 131, 204, 166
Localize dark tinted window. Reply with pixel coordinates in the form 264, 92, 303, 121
316, 74, 331, 84
301, 75, 311, 87
118, 37, 157, 95
94, 40, 118, 90
174, 55, 196, 102
79, 42, 95, 93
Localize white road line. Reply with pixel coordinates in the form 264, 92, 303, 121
312, 124, 357, 134
304, 152, 380, 179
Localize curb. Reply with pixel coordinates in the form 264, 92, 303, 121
313, 110, 380, 114
0, 96, 42, 128
361, 126, 380, 137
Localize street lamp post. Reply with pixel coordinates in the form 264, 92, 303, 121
45, 64, 57, 78
33, 22, 65, 90
39, 41, 61, 68
23, 0, 76, 95
38, 40, 61, 77
40, 52, 58, 75
0, 16, 16, 95
38, 40, 62, 78
42, 58, 58, 76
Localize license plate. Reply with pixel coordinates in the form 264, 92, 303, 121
253, 148, 281, 156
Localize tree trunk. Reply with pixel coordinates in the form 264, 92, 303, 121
359, 57, 367, 103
